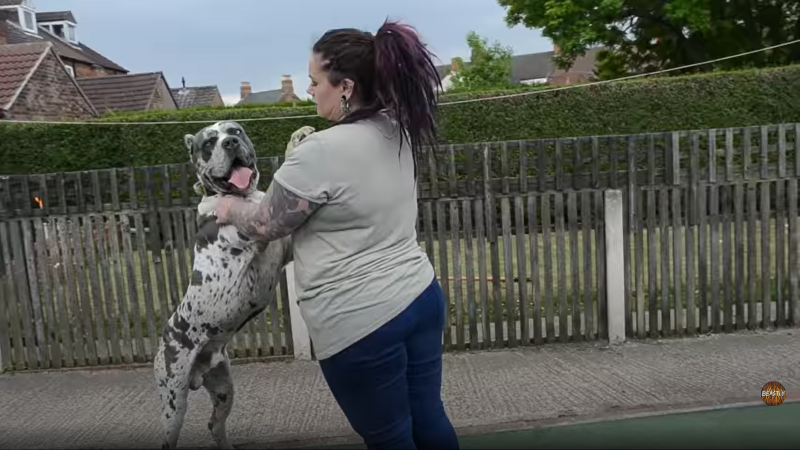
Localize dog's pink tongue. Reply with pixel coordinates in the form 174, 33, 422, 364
228, 167, 253, 190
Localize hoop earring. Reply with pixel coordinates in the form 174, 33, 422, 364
340, 95, 351, 116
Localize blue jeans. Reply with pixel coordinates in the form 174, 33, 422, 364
318, 278, 459, 450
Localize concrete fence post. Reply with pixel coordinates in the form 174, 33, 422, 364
284, 262, 312, 360
604, 190, 626, 345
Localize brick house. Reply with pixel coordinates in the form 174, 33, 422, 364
437, 44, 601, 91
171, 78, 224, 109
0, 0, 127, 79
0, 40, 97, 120
237, 75, 301, 105
77, 72, 178, 115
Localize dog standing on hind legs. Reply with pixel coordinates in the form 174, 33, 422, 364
153, 122, 315, 449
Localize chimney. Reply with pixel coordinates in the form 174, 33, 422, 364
240, 81, 252, 100
280, 75, 294, 97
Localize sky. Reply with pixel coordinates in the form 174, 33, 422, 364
35, 0, 550, 105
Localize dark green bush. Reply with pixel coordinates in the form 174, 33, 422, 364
2, 65, 800, 175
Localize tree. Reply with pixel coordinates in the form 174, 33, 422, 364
447, 31, 516, 92
496, 0, 800, 79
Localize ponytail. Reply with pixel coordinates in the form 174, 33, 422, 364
313, 20, 443, 178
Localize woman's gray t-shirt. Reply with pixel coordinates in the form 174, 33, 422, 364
272, 117, 435, 360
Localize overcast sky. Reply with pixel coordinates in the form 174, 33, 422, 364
35, 0, 549, 105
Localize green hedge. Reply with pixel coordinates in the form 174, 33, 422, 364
2, 65, 800, 175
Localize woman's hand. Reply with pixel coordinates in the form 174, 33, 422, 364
214, 195, 246, 226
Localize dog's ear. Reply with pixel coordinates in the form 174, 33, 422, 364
184, 134, 195, 152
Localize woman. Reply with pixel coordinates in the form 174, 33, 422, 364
214, 20, 459, 450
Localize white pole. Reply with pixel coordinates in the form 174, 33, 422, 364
285, 262, 312, 360
604, 190, 626, 345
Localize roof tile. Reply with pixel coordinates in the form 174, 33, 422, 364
3, 20, 126, 73
76, 72, 162, 114
36, 11, 77, 24
170, 85, 221, 109
0, 41, 48, 109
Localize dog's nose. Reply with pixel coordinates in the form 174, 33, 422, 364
222, 136, 240, 152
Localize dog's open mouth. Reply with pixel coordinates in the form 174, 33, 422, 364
227, 165, 254, 190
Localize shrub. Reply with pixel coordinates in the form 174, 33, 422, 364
1, 64, 799, 174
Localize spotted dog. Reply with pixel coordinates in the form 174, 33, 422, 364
154, 121, 315, 449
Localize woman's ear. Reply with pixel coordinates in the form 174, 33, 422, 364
341, 78, 355, 100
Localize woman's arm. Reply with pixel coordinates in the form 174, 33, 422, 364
216, 180, 322, 242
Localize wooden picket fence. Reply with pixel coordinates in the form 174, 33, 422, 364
1, 122, 799, 371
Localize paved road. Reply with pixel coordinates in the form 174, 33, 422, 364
0, 330, 798, 449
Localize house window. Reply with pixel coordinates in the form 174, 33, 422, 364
66, 24, 77, 43
19, 8, 36, 33
52, 24, 63, 37
19, 7, 36, 33
64, 65, 75, 77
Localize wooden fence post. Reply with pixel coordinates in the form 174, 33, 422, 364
285, 262, 312, 360
604, 189, 626, 345
0, 328, 6, 372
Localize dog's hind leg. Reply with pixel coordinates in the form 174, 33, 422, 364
203, 347, 235, 450
154, 339, 195, 449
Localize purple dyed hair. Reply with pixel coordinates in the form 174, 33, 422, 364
312, 19, 442, 178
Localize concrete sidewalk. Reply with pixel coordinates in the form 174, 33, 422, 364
0, 330, 798, 449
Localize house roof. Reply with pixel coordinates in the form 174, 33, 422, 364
436, 48, 600, 84
36, 11, 76, 23
76, 71, 171, 115
170, 85, 221, 109
238, 89, 297, 105
511, 51, 556, 82
0, 42, 48, 110
3, 18, 127, 73
0, 1, 24, 7
0, 41, 97, 116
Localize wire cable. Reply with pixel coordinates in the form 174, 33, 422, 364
2, 38, 799, 126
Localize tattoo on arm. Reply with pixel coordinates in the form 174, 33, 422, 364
227, 181, 322, 242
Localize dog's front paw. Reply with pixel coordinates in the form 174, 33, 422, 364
286, 126, 316, 157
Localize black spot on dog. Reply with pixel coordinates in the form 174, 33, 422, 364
165, 314, 195, 351
201, 323, 221, 335
217, 393, 228, 403
169, 398, 176, 410
230, 247, 243, 256
191, 269, 204, 286
237, 231, 250, 241
195, 214, 220, 251
186, 302, 193, 312
174, 314, 191, 333
196, 350, 213, 367
201, 136, 218, 162
205, 274, 212, 283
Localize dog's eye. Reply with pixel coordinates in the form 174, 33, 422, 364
203, 141, 212, 147
233, 129, 241, 135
